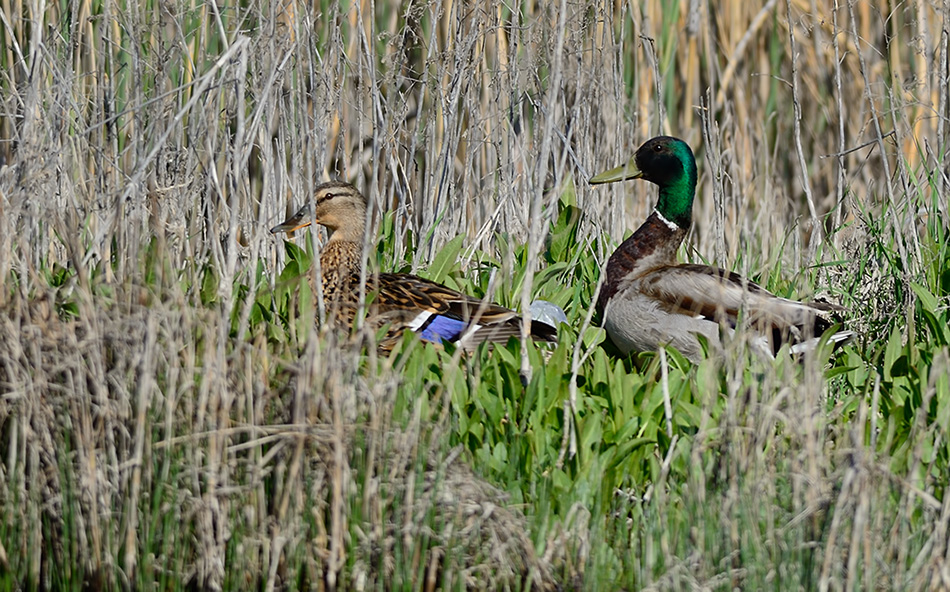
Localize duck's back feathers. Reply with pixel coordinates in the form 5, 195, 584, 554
368, 273, 559, 351
640, 264, 836, 328
614, 262, 849, 358
309, 240, 558, 352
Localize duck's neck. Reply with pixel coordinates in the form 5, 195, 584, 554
320, 240, 362, 298
327, 223, 366, 244
654, 163, 697, 230
597, 211, 688, 312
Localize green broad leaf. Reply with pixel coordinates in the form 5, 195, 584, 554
920, 308, 948, 344
298, 281, 314, 322
58, 300, 79, 318
551, 468, 572, 492
549, 204, 581, 262
579, 412, 603, 452
644, 382, 668, 422
883, 326, 904, 381
267, 321, 286, 344
493, 442, 508, 465
481, 391, 505, 427
825, 365, 860, 379
675, 400, 701, 429
611, 361, 632, 402
475, 444, 492, 467
249, 301, 267, 326
378, 210, 395, 243
583, 326, 606, 349
200, 265, 217, 305
47, 263, 73, 288
613, 416, 641, 442
910, 282, 949, 344
541, 286, 574, 310
620, 374, 644, 423
457, 407, 470, 434
533, 262, 569, 288
468, 422, 484, 443
611, 437, 655, 467
940, 266, 950, 298
610, 403, 626, 431
591, 348, 609, 387
255, 282, 273, 308
664, 346, 692, 370
844, 349, 868, 387
284, 238, 309, 265
890, 355, 910, 378
494, 341, 518, 369
840, 394, 862, 416
428, 234, 466, 283
918, 433, 935, 464
559, 181, 577, 208
508, 254, 529, 302
935, 371, 949, 432
277, 260, 300, 286
910, 282, 939, 315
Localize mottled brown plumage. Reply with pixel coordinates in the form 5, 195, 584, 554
590, 136, 852, 362
271, 182, 559, 353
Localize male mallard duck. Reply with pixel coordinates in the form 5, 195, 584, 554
271, 181, 558, 352
589, 136, 852, 362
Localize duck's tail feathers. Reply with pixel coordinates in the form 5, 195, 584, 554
457, 316, 559, 350
788, 328, 856, 355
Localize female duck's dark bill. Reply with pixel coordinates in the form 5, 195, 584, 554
589, 161, 644, 184
270, 204, 314, 234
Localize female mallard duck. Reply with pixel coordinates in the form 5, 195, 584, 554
270, 181, 559, 353
589, 136, 852, 362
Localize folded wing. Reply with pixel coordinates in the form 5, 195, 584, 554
363, 273, 558, 349
639, 263, 845, 353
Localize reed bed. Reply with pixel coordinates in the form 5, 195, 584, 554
1, 0, 948, 589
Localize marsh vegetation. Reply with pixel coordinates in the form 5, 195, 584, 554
1, 0, 948, 589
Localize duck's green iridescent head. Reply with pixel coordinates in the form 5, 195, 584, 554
590, 136, 698, 229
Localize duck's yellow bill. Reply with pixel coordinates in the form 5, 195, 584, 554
270, 204, 314, 234
589, 161, 643, 184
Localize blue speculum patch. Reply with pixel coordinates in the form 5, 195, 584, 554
418, 315, 471, 343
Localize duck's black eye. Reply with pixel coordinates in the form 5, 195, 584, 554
653, 144, 663, 152
317, 192, 335, 205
